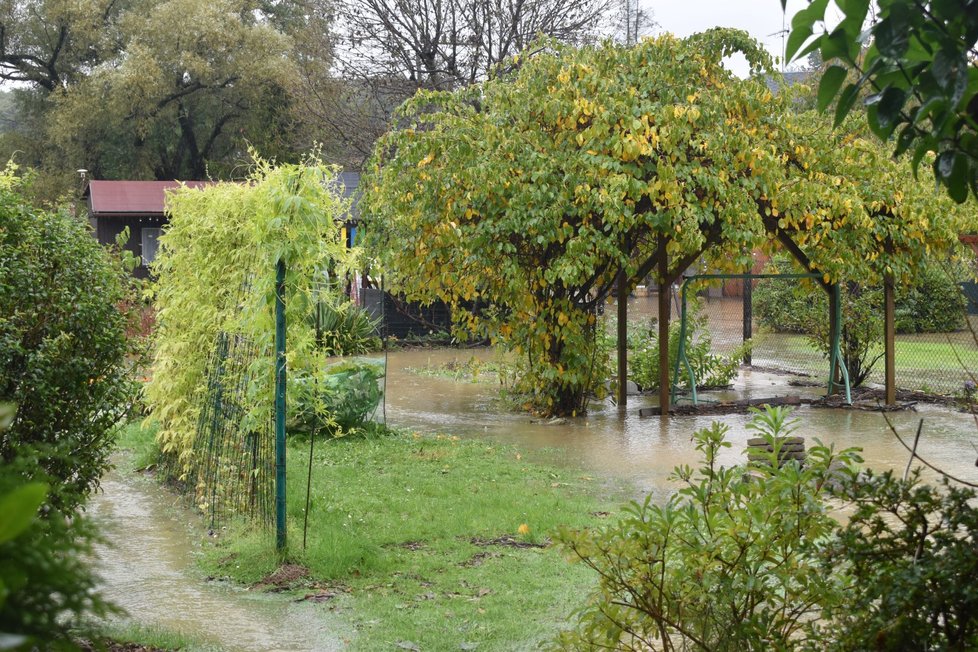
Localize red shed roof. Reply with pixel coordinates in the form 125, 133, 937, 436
85, 180, 213, 216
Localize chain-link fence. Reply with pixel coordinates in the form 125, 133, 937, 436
683, 276, 976, 398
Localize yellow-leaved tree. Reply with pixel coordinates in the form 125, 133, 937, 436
364, 30, 969, 417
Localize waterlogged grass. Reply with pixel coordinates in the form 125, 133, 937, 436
88, 622, 220, 651
406, 353, 517, 385
197, 429, 620, 650
114, 420, 163, 472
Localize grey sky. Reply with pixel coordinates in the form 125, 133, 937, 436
647, 0, 819, 76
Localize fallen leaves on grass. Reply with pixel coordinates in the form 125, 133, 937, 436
459, 551, 498, 567
295, 590, 338, 603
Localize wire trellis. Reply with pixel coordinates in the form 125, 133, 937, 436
186, 331, 275, 529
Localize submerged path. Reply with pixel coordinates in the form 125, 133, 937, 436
91, 469, 343, 652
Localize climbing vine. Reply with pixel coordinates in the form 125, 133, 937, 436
146, 154, 349, 477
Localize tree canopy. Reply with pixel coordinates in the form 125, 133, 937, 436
47, 0, 296, 180
363, 30, 968, 416
2, 0, 622, 186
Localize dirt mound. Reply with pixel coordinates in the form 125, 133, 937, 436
255, 563, 310, 590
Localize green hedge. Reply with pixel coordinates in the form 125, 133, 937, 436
0, 166, 135, 512
754, 255, 969, 336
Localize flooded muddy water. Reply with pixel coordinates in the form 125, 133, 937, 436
385, 348, 978, 500
91, 470, 343, 651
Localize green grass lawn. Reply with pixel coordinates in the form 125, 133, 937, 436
750, 331, 977, 393
118, 423, 622, 651
83, 623, 219, 652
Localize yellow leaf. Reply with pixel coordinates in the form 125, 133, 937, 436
517, 523, 530, 535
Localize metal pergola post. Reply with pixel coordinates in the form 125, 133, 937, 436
672, 273, 851, 406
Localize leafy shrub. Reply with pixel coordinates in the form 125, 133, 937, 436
147, 155, 349, 466
0, 404, 114, 650
0, 165, 135, 511
894, 262, 970, 333
0, 482, 114, 650
290, 360, 384, 435
752, 257, 883, 386
314, 299, 382, 355
755, 254, 970, 337
819, 470, 978, 651
628, 303, 748, 391
322, 361, 384, 431
751, 256, 814, 334
812, 282, 885, 388
557, 407, 859, 651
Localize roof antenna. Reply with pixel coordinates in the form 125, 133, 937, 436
768, 12, 788, 72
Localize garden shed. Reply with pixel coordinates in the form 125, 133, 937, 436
85, 173, 363, 277
84, 180, 212, 277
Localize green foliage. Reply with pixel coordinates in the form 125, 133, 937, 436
45, 0, 296, 180
0, 480, 45, 547
321, 361, 384, 431
819, 470, 978, 651
365, 27, 967, 415
895, 261, 970, 334
0, 404, 113, 651
785, 0, 978, 202
755, 269, 886, 387
628, 305, 748, 391
557, 407, 859, 650
828, 283, 886, 388
751, 257, 816, 334
0, 482, 115, 650
0, 163, 135, 512
146, 153, 349, 476
754, 254, 972, 385
314, 299, 382, 356
290, 360, 385, 435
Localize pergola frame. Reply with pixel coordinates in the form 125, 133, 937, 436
612, 211, 890, 414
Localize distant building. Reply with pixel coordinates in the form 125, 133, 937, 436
84, 173, 362, 277
84, 180, 212, 278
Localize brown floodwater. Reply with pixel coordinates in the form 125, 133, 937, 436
91, 469, 344, 651
385, 347, 978, 501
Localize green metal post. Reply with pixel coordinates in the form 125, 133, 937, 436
672, 279, 698, 405
275, 259, 287, 552
827, 283, 852, 404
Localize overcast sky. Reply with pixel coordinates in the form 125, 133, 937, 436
647, 0, 830, 76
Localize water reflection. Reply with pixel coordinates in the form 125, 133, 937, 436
386, 348, 978, 495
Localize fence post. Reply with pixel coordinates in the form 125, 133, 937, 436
617, 268, 628, 407
275, 259, 287, 552
742, 276, 752, 365
657, 245, 670, 415
884, 274, 896, 405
